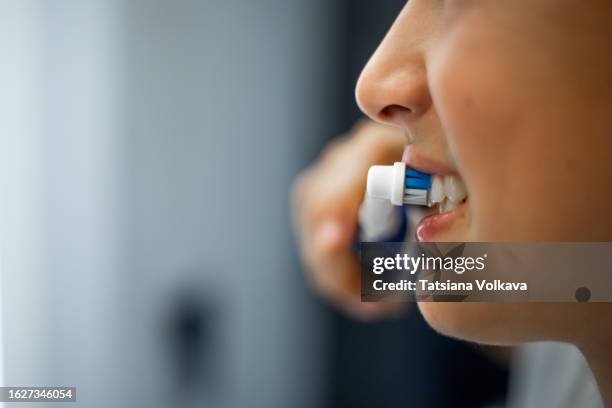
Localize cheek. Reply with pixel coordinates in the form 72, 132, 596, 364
429, 28, 523, 240
428, 15, 612, 241
419, 3, 612, 346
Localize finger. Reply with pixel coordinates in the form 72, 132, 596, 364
306, 225, 408, 320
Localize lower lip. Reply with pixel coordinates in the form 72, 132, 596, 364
415, 201, 467, 242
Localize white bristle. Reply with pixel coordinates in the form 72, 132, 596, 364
403, 188, 429, 206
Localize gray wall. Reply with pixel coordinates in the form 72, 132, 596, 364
0, 0, 344, 406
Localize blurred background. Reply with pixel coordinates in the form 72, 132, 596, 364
0, 1, 507, 407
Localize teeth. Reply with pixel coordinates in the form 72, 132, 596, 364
438, 199, 445, 214
441, 199, 458, 212
430, 175, 467, 213
429, 175, 445, 204
443, 175, 467, 204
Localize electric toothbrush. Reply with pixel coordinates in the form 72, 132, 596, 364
358, 162, 433, 242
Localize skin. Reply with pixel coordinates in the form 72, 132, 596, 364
292, 120, 408, 319
293, 0, 612, 405
357, 0, 612, 404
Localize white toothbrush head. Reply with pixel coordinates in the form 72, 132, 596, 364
366, 162, 432, 207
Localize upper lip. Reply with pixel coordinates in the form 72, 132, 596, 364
401, 146, 458, 176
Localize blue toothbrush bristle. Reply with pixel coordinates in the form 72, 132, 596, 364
406, 168, 429, 178
405, 168, 432, 190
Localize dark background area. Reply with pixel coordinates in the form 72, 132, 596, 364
325, 2, 509, 407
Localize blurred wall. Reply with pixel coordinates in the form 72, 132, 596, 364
0, 0, 346, 407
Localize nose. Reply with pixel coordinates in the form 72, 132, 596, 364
355, 8, 432, 127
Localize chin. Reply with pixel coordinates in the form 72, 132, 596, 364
416, 302, 545, 346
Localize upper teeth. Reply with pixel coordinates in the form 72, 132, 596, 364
429, 175, 467, 206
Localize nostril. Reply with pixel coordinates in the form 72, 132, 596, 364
380, 104, 414, 122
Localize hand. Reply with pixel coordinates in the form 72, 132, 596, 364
291, 119, 409, 319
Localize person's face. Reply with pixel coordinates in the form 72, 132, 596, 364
356, 0, 612, 344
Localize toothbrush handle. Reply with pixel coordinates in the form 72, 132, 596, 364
355, 196, 408, 250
